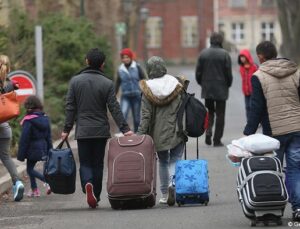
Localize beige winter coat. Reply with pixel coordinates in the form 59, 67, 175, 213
255, 59, 300, 136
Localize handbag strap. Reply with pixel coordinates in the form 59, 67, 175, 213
56, 139, 71, 149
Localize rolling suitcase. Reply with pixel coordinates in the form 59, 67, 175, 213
175, 138, 209, 206
106, 134, 157, 209
237, 156, 288, 226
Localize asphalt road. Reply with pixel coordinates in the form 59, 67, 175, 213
0, 64, 293, 228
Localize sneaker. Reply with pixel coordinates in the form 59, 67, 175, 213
167, 185, 175, 206
159, 197, 168, 204
27, 188, 41, 197
293, 209, 300, 222
13, 180, 24, 201
44, 183, 52, 195
85, 183, 97, 208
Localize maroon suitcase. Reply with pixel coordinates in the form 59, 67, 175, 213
106, 134, 157, 209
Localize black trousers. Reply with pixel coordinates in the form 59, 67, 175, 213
205, 99, 226, 143
77, 138, 107, 201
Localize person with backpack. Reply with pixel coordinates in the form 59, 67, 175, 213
195, 32, 233, 147
17, 95, 52, 197
115, 48, 147, 132
61, 48, 133, 209
238, 49, 258, 122
137, 56, 186, 206
0, 54, 24, 202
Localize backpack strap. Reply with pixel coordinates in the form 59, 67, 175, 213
177, 92, 190, 135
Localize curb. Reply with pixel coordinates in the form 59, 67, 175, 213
0, 131, 75, 196
0, 163, 27, 195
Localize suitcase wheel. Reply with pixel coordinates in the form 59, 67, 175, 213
204, 200, 208, 206
177, 201, 183, 207
250, 220, 256, 227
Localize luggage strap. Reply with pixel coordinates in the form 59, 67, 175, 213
238, 170, 283, 191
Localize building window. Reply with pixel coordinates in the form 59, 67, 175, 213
260, 0, 275, 8
230, 0, 246, 8
181, 16, 198, 48
146, 17, 162, 48
261, 22, 275, 42
231, 22, 245, 43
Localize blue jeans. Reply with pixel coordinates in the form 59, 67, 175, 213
121, 95, 141, 132
77, 138, 107, 201
157, 143, 184, 195
27, 160, 46, 190
275, 131, 300, 211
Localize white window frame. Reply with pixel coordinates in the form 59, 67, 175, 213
231, 22, 245, 43
261, 22, 275, 41
181, 16, 198, 48
146, 17, 162, 48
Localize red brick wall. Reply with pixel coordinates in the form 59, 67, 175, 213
137, 0, 213, 63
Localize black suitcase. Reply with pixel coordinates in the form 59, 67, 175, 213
237, 156, 288, 226
44, 140, 76, 194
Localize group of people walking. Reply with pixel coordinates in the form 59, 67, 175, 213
0, 31, 299, 221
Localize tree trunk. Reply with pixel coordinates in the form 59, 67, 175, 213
276, 0, 300, 64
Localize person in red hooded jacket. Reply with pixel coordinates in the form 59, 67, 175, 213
238, 49, 258, 122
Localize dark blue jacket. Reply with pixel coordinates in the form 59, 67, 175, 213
17, 112, 52, 161
243, 76, 272, 136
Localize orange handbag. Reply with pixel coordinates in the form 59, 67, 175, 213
0, 91, 20, 123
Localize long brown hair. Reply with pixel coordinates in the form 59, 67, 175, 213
0, 55, 11, 89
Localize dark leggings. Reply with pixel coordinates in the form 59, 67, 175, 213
27, 160, 46, 190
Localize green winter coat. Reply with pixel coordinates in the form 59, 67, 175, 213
136, 56, 187, 152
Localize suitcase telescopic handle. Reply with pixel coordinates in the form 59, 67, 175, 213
184, 137, 199, 160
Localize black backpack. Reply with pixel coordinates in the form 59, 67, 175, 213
177, 92, 208, 138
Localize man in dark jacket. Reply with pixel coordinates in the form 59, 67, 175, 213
244, 41, 300, 221
195, 32, 233, 146
62, 48, 133, 208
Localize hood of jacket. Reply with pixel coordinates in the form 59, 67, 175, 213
259, 58, 298, 78
238, 49, 255, 66
22, 112, 50, 131
139, 74, 183, 106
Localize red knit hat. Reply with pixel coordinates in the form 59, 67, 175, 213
120, 48, 133, 59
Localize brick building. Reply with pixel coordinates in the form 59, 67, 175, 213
217, 0, 281, 53
137, 0, 214, 63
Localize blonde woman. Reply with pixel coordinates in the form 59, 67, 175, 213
0, 55, 24, 201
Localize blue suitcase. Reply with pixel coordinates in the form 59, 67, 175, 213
175, 138, 209, 206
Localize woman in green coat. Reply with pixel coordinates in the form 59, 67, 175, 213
137, 56, 186, 206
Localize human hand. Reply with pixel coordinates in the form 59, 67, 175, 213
11, 80, 19, 89
61, 132, 69, 141
123, 130, 134, 136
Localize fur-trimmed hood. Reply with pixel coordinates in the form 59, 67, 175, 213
139, 74, 183, 106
